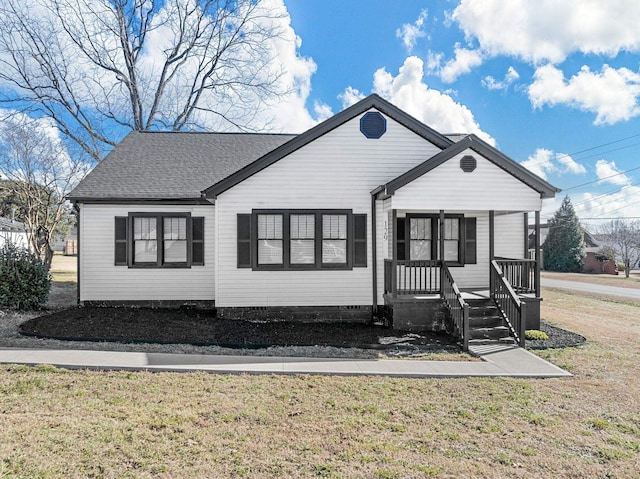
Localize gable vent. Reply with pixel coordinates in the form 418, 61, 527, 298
360, 112, 386, 139
460, 155, 477, 172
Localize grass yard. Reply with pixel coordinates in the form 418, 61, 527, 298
541, 270, 640, 288
1, 280, 639, 476
46, 253, 78, 310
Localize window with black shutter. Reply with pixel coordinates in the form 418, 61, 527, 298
114, 213, 204, 268
239, 210, 366, 270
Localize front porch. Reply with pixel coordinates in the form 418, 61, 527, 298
382, 257, 541, 351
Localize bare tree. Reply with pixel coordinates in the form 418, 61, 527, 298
598, 220, 640, 278
0, 0, 287, 161
0, 114, 89, 269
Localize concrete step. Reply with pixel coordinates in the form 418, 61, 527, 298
468, 306, 499, 317
469, 325, 511, 340
469, 315, 504, 328
468, 336, 516, 347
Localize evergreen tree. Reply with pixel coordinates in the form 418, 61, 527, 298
543, 196, 584, 272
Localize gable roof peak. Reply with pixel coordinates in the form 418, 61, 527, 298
204, 94, 454, 198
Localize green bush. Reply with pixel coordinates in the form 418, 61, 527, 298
0, 243, 51, 310
525, 330, 549, 341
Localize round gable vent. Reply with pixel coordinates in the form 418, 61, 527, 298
460, 155, 477, 172
360, 111, 386, 139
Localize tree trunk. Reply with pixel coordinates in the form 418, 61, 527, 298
625, 259, 630, 278
44, 245, 54, 271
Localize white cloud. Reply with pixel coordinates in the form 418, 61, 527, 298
338, 86, 366, 109
595, 159, 631, 185
520, 148, 586, 180
206, 0, 321, 133
482, 66, 519, 91
573, 185, 640, 222
371, 56, 494, 144
558, 155, 587, 175
396, 10, 428, 53
528, 64, 640, 125
428, 44, 484, 83
520, 148, 555, 179
313, 101, 333, 122
451, 0, 640, 65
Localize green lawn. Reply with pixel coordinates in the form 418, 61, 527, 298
1, 288, 639, 477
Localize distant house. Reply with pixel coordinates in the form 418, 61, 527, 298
50, 225, 78, 256
528, 224, 617, 274
582, 230, 617, 274
67, 95, 559, 349
0, 215, 29, 250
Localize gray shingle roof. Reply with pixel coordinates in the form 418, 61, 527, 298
68, 131, 296, 201
0, 216, 27, 232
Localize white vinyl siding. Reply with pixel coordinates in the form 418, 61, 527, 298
215, 109, 442, 307
79, 204, 215, 301
0, 230, 29, 250
495, 213, 526, 259
392, 149, 542, 212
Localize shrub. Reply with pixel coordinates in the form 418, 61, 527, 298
525, 330, 549, 341
0, 243, 51, 310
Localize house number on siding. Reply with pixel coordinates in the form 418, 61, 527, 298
383, 220, 388, 240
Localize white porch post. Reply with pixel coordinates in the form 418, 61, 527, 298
392, 209, 398, 299
535, 210, 541, 297
439, 210, 445, 261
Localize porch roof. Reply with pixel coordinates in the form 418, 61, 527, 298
371, 135, 560, 200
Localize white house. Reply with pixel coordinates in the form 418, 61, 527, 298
68, 95, 559, 349
0, 215, 30, 250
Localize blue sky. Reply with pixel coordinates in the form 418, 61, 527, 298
2, 0, 639, 228
279, 0, 640, 226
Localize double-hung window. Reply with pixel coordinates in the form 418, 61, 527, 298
290, 214, 315, 265
237, 210, 367, 270
133, 216, 158, 264
115, 213, 204, 268
257, 214, 283, 265
409, 217, 432, 260
442, 217, 460, 263
322, 214, 347, 265
398, 214, 475, 266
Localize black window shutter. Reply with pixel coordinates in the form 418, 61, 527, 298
114, 217, 128, 266
396, 217, 406, 261
464, 217, 477, 264
191, 217, 205, 266
353, 214, 367, 267
237, 214, 252, 268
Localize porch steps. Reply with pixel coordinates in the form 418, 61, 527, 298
466, 298, 515, 345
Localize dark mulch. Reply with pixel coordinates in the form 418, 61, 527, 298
525, 320, 586, 349
19, 306, 458, 350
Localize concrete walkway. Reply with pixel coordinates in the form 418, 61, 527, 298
0, 344, 571, 378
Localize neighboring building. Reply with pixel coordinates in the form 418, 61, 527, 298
68, 95, 559, 349
50, 225, 78, 255
0, 215, 30, 250
528, 225, 617, 274
582, 230, 617, 274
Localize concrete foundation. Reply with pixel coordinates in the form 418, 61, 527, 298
382, 294, 449, 332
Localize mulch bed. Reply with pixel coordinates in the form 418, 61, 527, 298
525, 321, 586, 349
19, 307, 586, 351
19, 306, 459, 350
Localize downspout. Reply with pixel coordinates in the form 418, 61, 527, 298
371, 193, 377, 319
73, 202, 80, 305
